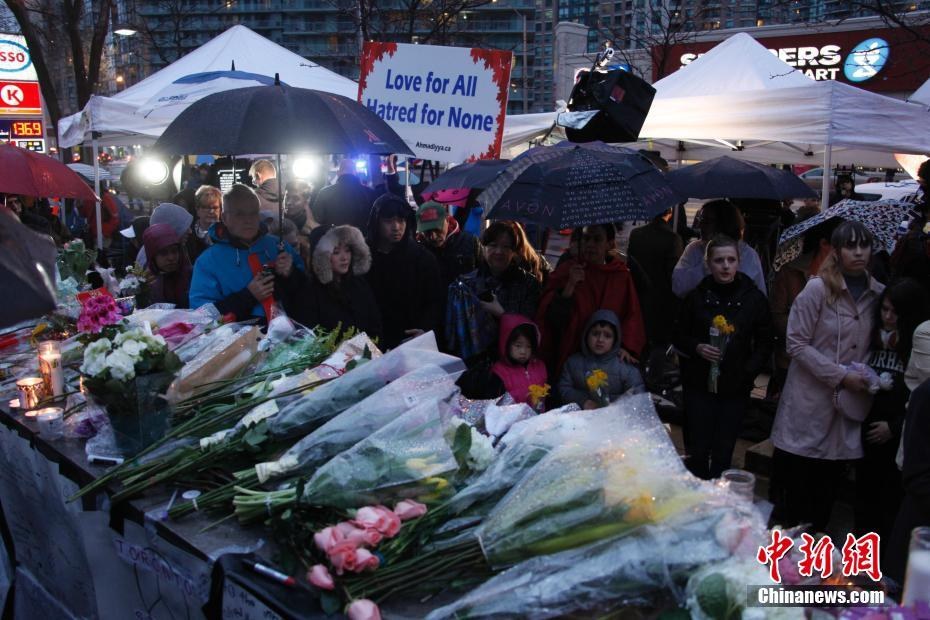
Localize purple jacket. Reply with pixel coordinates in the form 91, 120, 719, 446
771, 275, 884, 460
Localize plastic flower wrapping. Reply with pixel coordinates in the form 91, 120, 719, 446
253, 365, 461, 484
297, 394, 466, 509
267, 333, 465, 440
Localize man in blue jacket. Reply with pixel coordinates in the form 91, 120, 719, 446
189, 184, 303, 321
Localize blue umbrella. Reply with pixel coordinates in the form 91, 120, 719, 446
666, 156, 816, 200
480, 141, 680, 228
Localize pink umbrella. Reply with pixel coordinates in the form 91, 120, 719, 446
0, 143, 98, 202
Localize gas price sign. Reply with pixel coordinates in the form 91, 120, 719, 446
0, 119, 45, 151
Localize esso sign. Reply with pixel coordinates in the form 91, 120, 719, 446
0, 40, 31, 73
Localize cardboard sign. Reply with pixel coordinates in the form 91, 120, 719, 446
358, 42, 512, 163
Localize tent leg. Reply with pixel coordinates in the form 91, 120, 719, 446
671, 149, 683, 232
92, 136, 103, 250
276, 152, 284, 239
821, 145, 832, 206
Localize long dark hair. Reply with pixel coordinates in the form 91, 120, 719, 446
873, 278, 930, 364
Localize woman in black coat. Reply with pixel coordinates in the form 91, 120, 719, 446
673, 234, 774, 480
285, 225, 382, 342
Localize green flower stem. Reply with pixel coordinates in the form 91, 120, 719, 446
168, 469, 259, 519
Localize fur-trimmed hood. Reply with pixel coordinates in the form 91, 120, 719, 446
310, 225, 372, 284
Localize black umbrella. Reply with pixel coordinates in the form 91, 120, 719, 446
153, 80, 413, 156
666, 156, 816, 200
154, 78, 412, 237
421, 159, 511, 195
481, 141, 681, 228
0, 210, 57, 328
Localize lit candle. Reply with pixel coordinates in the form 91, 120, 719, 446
15, 377, 46, 410
903, 527, 930, 606
34, 407, 64, 440
38, 341, 64, 397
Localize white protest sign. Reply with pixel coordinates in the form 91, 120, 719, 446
358, 42, 512, 163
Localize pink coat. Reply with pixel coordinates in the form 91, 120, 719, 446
771, 276, 884, 460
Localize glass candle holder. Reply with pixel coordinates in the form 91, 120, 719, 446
15, 377, 47, 410
38, 341, 64, 397
903, 526, 930, 606
35, 407, 64, 440
719, 469, 756, 503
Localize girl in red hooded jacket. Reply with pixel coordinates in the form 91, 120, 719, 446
142, 223, 192, 308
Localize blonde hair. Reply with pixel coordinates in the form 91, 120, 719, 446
194, 184, 222, 208
817, 220, 874, 305
249, 159, 276, 179
508, 221, 549, 283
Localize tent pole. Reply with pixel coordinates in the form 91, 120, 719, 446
821, 145, 832, 207
672, 141, 684, 232
92, 134, 103, 250
276, 152, 284, 239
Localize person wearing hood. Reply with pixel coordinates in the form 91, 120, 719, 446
187, 185, 221, 263
135, 202, 193, 269
249, 159, 281, 214
283, 225, 382, 341
312, 158, 379, 231
537, 223, 645, 378
142, 223, 192, 308
365, 193, 443, 349
673, 235, 774, 480
189, 184, 303, 322
558, 309, 644, 409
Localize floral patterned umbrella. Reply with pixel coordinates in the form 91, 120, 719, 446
774, 198, 913, 271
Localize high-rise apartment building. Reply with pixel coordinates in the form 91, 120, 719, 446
115, 0, 538, 114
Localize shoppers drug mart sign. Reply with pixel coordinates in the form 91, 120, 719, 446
0, 35, 38, 81
358, 42, 512, 163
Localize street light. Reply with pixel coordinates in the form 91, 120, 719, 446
492, 0, 528, 114
113, 27, 137, 37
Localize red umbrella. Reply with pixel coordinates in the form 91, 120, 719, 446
0, 143, 98, 202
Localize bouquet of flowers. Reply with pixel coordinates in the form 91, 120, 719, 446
585, 369, 610, 407
77, 294, 123, 334
708, 315, 735, 394
57, 239, 96, 285
116, 264, 150, 308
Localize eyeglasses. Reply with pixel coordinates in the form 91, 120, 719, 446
197, 203, 221, 212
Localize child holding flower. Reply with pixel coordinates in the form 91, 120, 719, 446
558, 310, 644, 409
673, 235, 773, 480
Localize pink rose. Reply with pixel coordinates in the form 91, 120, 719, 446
306, 564, 334, 590
336, 521, 382, 547
351, 548, 380, 573
394, 500, 428, 521
347, 599, 382, 620
327, 541, 360, 575
313, 526, 344, 553
353, 505, 401, 538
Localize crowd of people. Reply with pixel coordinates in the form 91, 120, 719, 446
5, 154, 930, 587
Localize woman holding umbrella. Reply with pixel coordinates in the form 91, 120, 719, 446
769, 221, 884, 532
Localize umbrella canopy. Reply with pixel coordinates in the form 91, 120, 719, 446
66, 162, 112, 182
480, 141, 680, 228
153, 82, 413, 156
774, 198, 912, 270
137, 70, 283, 118
666, 156, 816, 200
0, 144, 98, 202
0, 210, 57, 328
422, 159, 511, 195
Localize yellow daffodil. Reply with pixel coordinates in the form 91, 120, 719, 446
528, 383, 550, 406
712, 315, 736, 335
585, 369, 608, 392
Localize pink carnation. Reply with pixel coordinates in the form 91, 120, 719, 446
335, 521, 382, 547
353, 505, 401, 538
306, 564, 334, 590
394, 500, 428, 521
313, 526, 344, 553
347, 599, 381, 620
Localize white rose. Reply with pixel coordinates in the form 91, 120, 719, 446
106, 350, 137, 381
81, 338, 113, 377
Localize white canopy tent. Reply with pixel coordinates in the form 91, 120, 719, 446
57, 25, 358, 148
